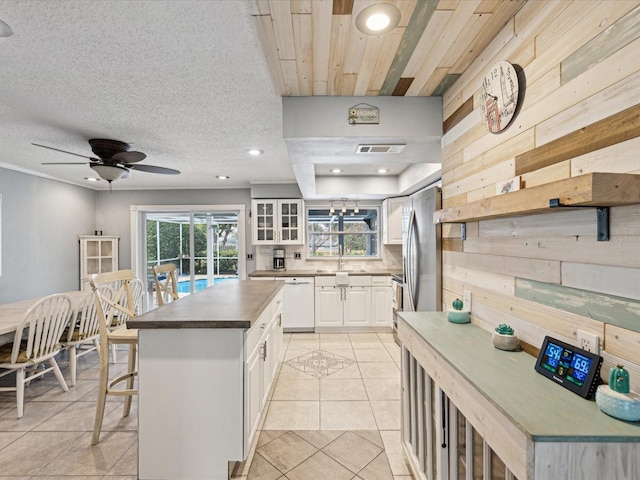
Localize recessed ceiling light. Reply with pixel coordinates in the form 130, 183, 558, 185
331, 168, 342, 174
85, 177, 100, 182
377, 168, 389, 174
247, 149, 263, 156
216, 175, 229, 180
0, 20, 13, 38
355, 4, 401, 36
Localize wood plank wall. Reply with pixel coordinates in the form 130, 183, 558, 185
440, 1, 640, 384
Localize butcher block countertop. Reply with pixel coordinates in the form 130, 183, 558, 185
128, 280, 284, 330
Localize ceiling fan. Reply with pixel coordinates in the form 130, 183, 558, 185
34, 138, 180, 183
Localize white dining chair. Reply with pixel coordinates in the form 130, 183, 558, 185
0, 293, 72, 418
60, 286, 113, 386
89, 269, 139, 445
152, 263, 179, 306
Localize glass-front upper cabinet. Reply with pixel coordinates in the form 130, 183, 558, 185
79, 235, 119, 291
251, 199, 304, 245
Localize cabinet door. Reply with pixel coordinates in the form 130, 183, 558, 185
252, 200, 277, 244
278, 200, 303, 245
315, 286, 343, 327
261, 332, 272, 408
383, 197, 407, 244
372, 286, 392, 326
244, 344, 262, 455
79, 236, 119, 291
343, 286, 372, 327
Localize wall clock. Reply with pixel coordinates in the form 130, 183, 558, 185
480, 60, 520, 134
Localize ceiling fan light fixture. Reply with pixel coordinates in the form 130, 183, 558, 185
90, 164, 129, 182
0, 19, 13, 38
355, 4, 401, 36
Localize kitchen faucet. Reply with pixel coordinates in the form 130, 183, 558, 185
338, 244, 345, 271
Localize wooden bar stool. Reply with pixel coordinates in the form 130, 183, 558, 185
89, 269, 139, 445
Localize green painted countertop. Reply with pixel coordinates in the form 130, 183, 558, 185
398, 311, 640, 442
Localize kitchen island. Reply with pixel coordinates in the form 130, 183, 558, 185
398, 312, 640, 480
128, 280, 284, 480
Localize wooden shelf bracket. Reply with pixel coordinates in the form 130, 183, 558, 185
549, 198, 610, 241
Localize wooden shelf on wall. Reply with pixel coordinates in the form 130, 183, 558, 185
434, 173, 640, 224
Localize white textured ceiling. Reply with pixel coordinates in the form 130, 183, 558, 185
0, 0, 292, 190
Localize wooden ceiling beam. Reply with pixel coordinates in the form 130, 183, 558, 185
379, 0, 438, 95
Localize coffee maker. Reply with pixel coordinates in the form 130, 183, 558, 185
273, 248, 285, 271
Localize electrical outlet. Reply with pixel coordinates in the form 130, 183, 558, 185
294, 252, 301, 259
247, 253, 253, 260
577, 330, 600, 354
463, 290, 472, 312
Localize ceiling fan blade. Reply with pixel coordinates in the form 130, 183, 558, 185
32, 143, 96, 161
112, 151, 146, 164
129, 164, 180, 175
41, 162, 91, 165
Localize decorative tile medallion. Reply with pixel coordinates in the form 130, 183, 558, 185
284, 350, 355, 378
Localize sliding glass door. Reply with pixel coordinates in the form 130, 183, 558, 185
131, 205, 245, 310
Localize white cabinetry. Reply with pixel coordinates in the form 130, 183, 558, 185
382, 196, 407, 245
372, 276, 392, 327
78, 235, 119, 291
243, 292, 283, 452
315, 276, 372, 328
251, 199, 304, 245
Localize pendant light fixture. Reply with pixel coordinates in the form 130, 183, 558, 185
0, 20, 13, 38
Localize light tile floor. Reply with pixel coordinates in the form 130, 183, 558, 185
0, 347, 137, 479
234, 332, 413, 480
0, 332, 412, 480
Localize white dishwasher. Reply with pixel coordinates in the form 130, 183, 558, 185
282, 277, 315, 332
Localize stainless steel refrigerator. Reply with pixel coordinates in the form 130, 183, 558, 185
402, 184, 442, 312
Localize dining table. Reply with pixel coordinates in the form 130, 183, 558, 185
0, 290, 90, 346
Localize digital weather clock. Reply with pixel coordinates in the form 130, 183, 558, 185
534, 336, 603, 399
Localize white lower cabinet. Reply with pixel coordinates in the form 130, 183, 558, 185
371, 276, 392, 327
315, 276, 372, 327
243, 292, 283, 454
315, 286, 342, 327
343, 286, 372, 326
314, 275, 392, 328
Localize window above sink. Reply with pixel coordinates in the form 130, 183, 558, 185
307, 206, 379, 259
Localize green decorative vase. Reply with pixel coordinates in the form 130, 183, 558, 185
609, 365, 630, 394
447, 298, 469, 324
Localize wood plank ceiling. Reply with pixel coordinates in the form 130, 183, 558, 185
251, 0, 525, 97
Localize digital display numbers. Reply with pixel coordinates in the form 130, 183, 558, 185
541, 341, 592, 387
535, 336, 603, 399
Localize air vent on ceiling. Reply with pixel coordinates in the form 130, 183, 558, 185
356, 144, 406, 154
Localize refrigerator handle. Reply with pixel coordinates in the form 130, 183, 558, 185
406, 209, 416, 312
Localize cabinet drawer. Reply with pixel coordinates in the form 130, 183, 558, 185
371, 276, 390, 286
315, 275, 372, 287
245, 308, 270, 357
